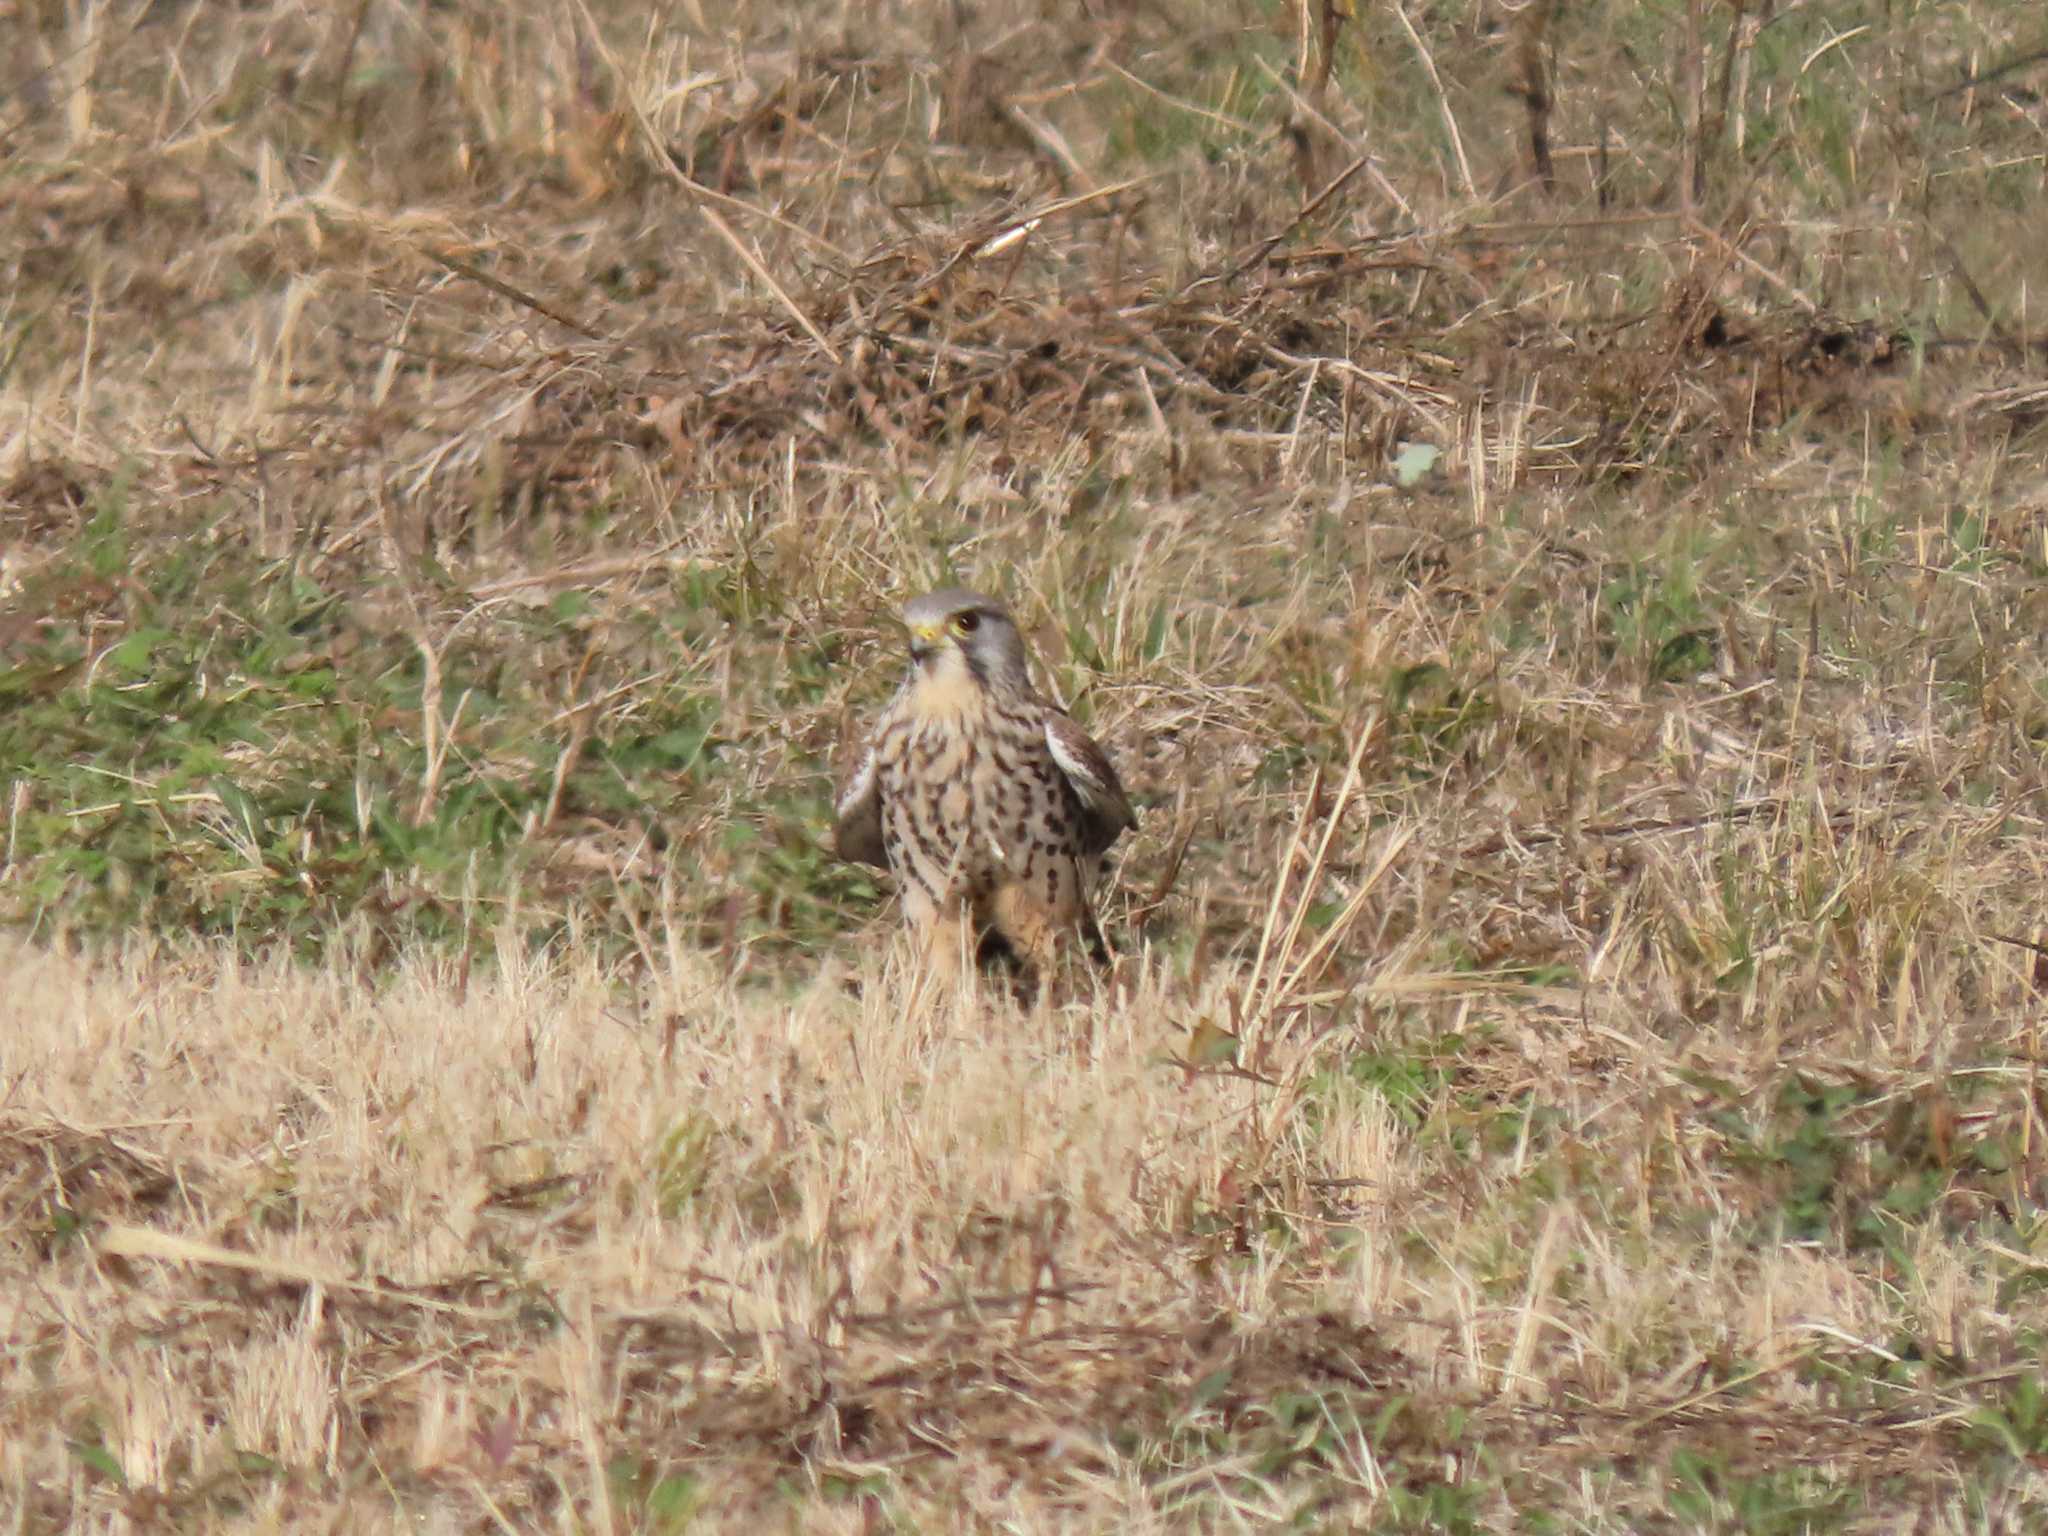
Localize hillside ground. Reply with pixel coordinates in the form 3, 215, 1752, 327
7, 0, 2048, 1529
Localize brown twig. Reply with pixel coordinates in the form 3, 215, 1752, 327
1459, 798, 1794, 860
327, 0, 374, 120
1222, 151, 1376, 283
1678, 0, 1705, 211
1918, 44, 2048, 105
418, 246, 600, 338
1987, 933, 2048, 961
1707, 0, 1747, 152
1514, 0, 1560, 193
847, 1283, 1105, 1329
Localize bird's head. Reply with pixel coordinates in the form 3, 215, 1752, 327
899, 588, 1031, 694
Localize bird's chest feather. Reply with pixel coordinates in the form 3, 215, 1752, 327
874, 687, 1066, 877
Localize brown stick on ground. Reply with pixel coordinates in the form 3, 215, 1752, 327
1707, 0, 1748, 152
1514, 0, 1560, 194
1679, 0, 1705, 210
1221, 151, 1375, 283
1309, 0, 1346, 100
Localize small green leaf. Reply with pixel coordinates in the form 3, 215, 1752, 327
107, 630, 169, 674
1189, 1366, 1234, 1411
1387, 661, 1449, 712
67, 1438, 127, 1486
1142, 600, 1171, 661
647, 1473, 700, 1529
211, 776, 265, 846
606, 1453, 646, 1501
1651, 629, 1717, 683
1185, 1018, 1241, 1066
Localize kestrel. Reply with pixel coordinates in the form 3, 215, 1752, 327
833, 588, 1136, 984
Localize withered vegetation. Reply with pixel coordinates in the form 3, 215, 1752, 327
7, 0, 2048, 1528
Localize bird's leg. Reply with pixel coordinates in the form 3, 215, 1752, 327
990, 879, 1064, 991
903, 883, 973, 987
924, 906, 972, 985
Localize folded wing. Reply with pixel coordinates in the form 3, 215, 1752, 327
832, 744, 888, 868
1043, 710, 1137, 858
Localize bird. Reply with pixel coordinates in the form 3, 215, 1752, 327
833, 588, 1136, 987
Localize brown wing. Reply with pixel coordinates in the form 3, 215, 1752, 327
832, 741, 888, 868
1043, 710, 1136, 858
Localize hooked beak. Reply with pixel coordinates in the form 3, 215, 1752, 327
907, 621, 943, 663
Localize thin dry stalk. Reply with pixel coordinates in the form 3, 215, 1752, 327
1243, 718, 1379, 1033
1679, 0, 1705, 210
413, 634, 449, 828
1502, 1203, 1570, 1401
1390, 0, 1475, 197
98, 1223, 512, 1321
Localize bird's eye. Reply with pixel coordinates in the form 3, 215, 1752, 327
951, 611, 981, 636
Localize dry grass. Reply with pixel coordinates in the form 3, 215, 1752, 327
8, 0, 2048, 1528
